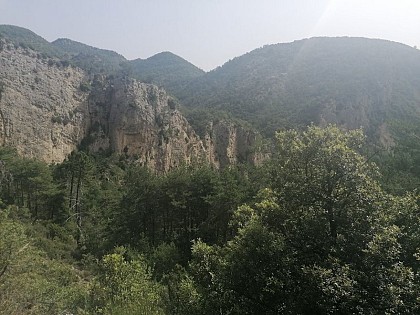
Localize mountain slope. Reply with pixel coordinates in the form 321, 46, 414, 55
0, 25, 127, 74
3, 24, 420, 164
175, 37, 420, 138
0, 24, 63, 57
128, 51, 205, 93
52, 38, 126, 73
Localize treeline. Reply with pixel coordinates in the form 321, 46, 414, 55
0, 125, 419, 314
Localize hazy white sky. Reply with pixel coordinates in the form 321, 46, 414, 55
1, 0, 419, 70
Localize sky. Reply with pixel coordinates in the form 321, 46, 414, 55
1, 0, 419, 71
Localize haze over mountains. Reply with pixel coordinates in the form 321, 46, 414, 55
1, 24, 420, 166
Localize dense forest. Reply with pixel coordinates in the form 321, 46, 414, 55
1, 125, 419, 314
175, 37, 420, 138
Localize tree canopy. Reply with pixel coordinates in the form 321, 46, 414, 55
0, 126, 419, 314
181, 125, 420, 314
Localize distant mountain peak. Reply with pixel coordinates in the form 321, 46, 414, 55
143, 51, 201, 68
128, 51, 205, 92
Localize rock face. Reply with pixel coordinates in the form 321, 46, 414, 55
0, 39, 89, 163
203, 120, 266, 168
0, 39, 263, 171
87, 75, 207, 172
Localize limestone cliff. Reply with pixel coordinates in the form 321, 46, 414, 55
0, 38, 89, 163
87, 75, 207, 172
0, 39, 263, 170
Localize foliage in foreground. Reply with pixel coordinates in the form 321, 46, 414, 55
0, 125, 419, 314
173, 126, 420, 314
0, 209, 89, 315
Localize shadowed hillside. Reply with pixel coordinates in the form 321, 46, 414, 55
174, 37, 420, 138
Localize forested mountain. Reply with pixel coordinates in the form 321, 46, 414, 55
0, 25, 127, 73
3, 24, 420, 143
0, 24, 64, 57
1, 25, 420, 314
128, 52, 205, 93
52, 38, 127, 73
174, 37, 420, 138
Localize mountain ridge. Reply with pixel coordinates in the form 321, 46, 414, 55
0, 24, 201, 76
0, 24, 64, 57
174, 36, 420, 139
128, 51, 205, 93
2, 24, 420, 167
52, 37, 127, 73
0, 33, 264, 170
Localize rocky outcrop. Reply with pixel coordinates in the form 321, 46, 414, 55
203, 120, 266, 168
0, 38, 89, 163
0, 40, 264, 171
87, 75, 207, 172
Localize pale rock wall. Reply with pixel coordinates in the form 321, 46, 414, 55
88, 75, 207, 172
0, 40, 263, 171
0, 39, 89, 163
